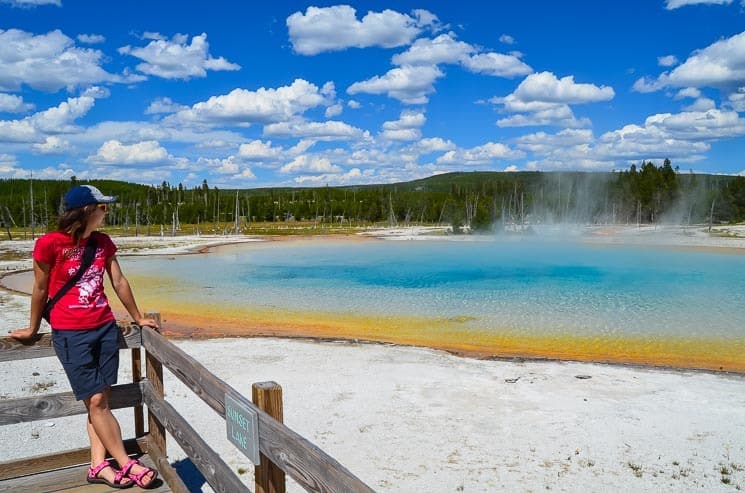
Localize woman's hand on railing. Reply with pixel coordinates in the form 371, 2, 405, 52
8, 327, 40, 342
136, 317, 159, 329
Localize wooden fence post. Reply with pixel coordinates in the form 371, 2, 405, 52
252, 381, 285, 493
132, 333, 144, 439
145, 312, 166, 457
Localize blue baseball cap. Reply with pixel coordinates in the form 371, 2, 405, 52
64, 185, 117, 211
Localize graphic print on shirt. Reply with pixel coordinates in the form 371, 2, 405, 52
65, 246, 108, 309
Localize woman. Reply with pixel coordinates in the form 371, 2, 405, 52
11, 185, 159, 489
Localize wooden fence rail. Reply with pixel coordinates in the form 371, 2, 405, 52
141, 327, 375, 493
0, 324, 142, 362
0, 382, 141, 425
0, 319, 375, 493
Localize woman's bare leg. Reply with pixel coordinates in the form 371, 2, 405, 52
84, 388, 136, 485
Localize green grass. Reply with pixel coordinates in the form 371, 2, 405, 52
0, 220, 408, 240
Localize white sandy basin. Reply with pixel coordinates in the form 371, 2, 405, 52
1, 330, 744, 492
1, 227, 745, 491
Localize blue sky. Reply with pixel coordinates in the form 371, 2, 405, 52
1, 0, 745, 188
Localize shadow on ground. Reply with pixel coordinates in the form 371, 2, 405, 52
172, 459, 207, 492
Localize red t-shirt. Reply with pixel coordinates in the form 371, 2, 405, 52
33, 231, 117, 330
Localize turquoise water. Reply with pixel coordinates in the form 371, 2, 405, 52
123, 238, 745, 340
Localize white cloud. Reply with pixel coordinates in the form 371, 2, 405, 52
83, 164, 175, 183
215, 158, 239, 175
412, 137, 456, 153
88, 139, 170, 164
237, 140, 282, 160
294, 168, 370, 185
348, 65, 444, 104
515, 129, 594, 155
347, 31, 530, 106
118, 32, 240, 80
36, 164, 82, 180
195, 139, 233, 150
0, 153, 17, 166
325, 103, 343, 118
142, 32, 166, 41
0, 118, 36, 142
287, 139, 316, 156
683, 97, 716, 111
665, 0, 732, 8
596, 123, 710, 161
195, 156, 229, 175
32, 136, 71, 154
436, 142, 524, 165
77, 33, 105, 44
234, 168, 257, 180
81, 86, 110, 99
658, 55, 679, 67
513, 107, 744, 169
0, 93, 34, 113
644, 109, 745, 140
392, 33, 474, 66
346, 148, 389, 167
631, 78, 660, 93
0, 0, 60, 6
513, 129, 613, 171
509, 71, 615, 104
0, 95, 95, 142
392, 32, 531, 78
70, 120, 247, 151
497, 104, 590, 128
31, 95, 95, 133
0, 29, 126, 92
347, 100, 362, 109
675, 87, 702, 99
592, 109, 745, 164
490, 98, 562, 114
171, 79, 329, 125
461, 52, 532, 78
280, 155, 341, 174
382, 110, 426, 130
263, 120, 367, 141
727, 87, 745, 111
380, 110, 426, 141
380, 128, 421, 141
287, 6, 437, 55
145, 97, 189, 115
499, 34, 516, 45
524, 158, 615, 171
491, 72, 613, 128
411, 9, 443, 31
634, 31, 745, 92
318, 83, 337, 107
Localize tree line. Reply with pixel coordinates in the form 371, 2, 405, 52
1, 160, 744, 238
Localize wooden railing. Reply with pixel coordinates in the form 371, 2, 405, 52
0, 316, 375, 493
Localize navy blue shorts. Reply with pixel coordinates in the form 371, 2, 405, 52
51, 320, 120, 401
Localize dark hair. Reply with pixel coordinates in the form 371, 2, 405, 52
57, 204, 98, 245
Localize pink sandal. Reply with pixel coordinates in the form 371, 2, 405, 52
87, 460, 133, 489
120, 458, 159, 489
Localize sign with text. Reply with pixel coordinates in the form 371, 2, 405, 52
225, 394, 260, 465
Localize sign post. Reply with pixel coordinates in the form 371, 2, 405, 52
225, 394, 260, 465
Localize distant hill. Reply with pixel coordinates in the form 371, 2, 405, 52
1, 166, 743, 232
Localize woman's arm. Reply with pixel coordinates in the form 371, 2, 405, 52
106, 255, 158, 328
9, 260, 50, 340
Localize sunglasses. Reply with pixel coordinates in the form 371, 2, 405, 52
96, 203, 109, 213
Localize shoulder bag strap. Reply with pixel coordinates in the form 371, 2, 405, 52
43, 235, 98, 318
